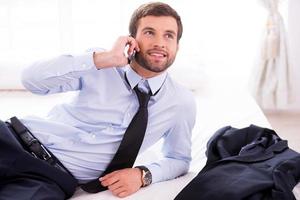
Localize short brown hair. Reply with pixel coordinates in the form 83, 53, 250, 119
129, 2, 183, 42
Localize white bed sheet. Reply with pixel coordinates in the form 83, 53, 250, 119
0, 84, 299, 200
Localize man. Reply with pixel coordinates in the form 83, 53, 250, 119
0, 2, 196, 199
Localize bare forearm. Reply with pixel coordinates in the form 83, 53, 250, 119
93, 51, 125, 69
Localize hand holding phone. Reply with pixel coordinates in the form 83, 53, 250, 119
128, 50, 136, 63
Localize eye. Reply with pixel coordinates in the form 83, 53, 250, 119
144, 30, 154, 36
165, 33, 175, 39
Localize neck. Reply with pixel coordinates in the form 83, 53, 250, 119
130, 61, 162, 79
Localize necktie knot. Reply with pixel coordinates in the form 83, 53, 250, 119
134, 87, 151, 108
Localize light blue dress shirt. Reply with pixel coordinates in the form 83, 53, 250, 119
20, 50, 197, 184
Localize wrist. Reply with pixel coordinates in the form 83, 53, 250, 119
93, 50, 128, 69
135, 166, 152, 187
93, 51, 114, 69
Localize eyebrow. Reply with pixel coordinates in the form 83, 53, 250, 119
142, 27, 177, 36
142, 27, 155, 32
165, 30, 177, 37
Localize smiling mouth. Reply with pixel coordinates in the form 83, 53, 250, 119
148, 50, 167, 58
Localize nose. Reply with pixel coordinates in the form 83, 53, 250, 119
153, 35, 166, 49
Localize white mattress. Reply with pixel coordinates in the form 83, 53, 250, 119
0, 84, 299, 199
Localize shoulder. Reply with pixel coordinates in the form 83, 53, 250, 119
164, 75, 197, 116
166, 75, 196, 104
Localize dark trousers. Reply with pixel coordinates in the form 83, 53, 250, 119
0, 120, 77, 200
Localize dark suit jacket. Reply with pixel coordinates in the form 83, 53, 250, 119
175, 125, 300, 200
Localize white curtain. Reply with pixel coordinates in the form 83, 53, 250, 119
251, 0, 290, 110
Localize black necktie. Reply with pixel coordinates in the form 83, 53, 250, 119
81, 86, 151, 193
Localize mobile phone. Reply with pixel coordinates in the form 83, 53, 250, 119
128, 50, 136, 62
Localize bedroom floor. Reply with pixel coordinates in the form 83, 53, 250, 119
264, 111, 300, 152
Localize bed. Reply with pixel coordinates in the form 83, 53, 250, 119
0, 81, 299, 200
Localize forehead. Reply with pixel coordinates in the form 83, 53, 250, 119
137, 16, 178, 34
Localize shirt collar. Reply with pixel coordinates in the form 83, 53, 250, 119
125, 66, 167, 95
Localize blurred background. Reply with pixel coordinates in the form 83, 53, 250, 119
0, 0, 299, 139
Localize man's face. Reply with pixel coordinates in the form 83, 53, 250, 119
134, 16, 179, 74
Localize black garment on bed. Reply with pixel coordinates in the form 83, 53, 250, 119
175, 125, 300, 200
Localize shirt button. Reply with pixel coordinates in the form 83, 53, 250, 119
82, 63, 87, 68
91, 134, 96, 138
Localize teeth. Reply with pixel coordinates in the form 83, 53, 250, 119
150, 53, 165, 57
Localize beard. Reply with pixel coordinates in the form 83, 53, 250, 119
134, 50, 176, 73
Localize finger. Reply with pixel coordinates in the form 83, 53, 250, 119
111, 186, 127, 197
101, 178, 118, 187
100, 175, 119, 187
108, 180, 122, 191
127, 37, 139, 54
118, 191, 129, 198
100, 171, 118, 181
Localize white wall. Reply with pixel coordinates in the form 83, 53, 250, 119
288, 0, 300, 110
0, 0, 266, 91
